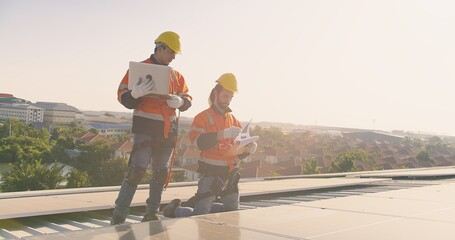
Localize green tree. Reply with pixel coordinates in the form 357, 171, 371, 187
425, 136, 448, 152
0, 135, 53, 163
261, 127, 285, 141
96, 157, 129, 186
50, 126, 86, 164
416, 150, 434, 163
50, 126, 85, 149
412, 139, 423, 148
428, 136, 442, 145
250, 125, 263, 136
72, 141, 128, 187
0, 159, 65, 192
89, 128, 99, 134
0, 119, 50, 141
66, 168, 91, 188
73, 141, 112, 168
354, 149, 381, 170
71, 141, 110, 182
111, 134, 131, 144
252, 126, 293, 151
170, 170, 185, 182
0, 119, 54, 164
0, 119, 27, 138
329, 152, 358, 173
303, 158, 320, 174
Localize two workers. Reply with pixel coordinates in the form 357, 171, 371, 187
111, 31, 256, 225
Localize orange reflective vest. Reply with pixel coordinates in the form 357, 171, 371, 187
117, 58, 191, 138
189, 107, 241, 171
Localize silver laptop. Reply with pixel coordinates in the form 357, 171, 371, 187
128, 61, 171, 98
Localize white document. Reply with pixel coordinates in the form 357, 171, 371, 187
234, 119, 259, 148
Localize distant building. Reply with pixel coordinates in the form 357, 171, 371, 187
0, 103, 44, 124
77, 131, 114, 145
0, 93, 29, 104
0, 93, 13, 98
33, 102, 78, 125
342, 131, 404, 144
113, 139, 133, 159
84, 122, 131, 136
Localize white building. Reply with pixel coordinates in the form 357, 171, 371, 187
0, 103, 44, 124
33, 102, 78, 125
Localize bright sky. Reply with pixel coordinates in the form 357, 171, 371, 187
1, 0, 455, 135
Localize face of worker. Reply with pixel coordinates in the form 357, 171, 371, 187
214, 87, 234, 112
155, 46, 176, 66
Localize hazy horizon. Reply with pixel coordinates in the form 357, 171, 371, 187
2, 0, 455, 136
73, 107, 452, 136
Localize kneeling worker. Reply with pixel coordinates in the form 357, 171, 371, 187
163, 73, 257, 218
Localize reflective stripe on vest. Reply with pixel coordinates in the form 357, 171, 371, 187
134, 109, 177, 122
205, 110, 215, 125
200, 157, 231, 167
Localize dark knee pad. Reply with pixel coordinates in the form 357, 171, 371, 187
126, 166, 146, 186
151, 169, 168, 185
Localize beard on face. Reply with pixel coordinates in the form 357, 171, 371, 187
215, 101, 227, 111
214, 95, 229, 112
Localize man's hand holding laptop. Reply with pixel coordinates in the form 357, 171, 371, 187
131, 77, 155, 99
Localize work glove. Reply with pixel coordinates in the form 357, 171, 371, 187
166, 95, 184, 109
245, 142, 257, 154
222, 126, 241, 139
131, 78, 155, 99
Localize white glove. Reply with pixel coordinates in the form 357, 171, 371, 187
131, 78, 155, 99
166, 95, 184, 109
245, 142, 257, 154
222, 126, 241, 139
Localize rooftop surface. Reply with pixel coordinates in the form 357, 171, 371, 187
0, 178, 384, 220
1, 167, 455, 239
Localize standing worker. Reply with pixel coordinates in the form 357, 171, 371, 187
111, 31, 192, 225
162, 73, 257, 218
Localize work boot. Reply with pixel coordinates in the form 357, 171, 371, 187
141, 211, 160, 222
110, 215, 126, 225
163, 199, 181, 218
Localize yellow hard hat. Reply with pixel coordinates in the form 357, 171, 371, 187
155, 31, 181, 53
216, 73, 238, 93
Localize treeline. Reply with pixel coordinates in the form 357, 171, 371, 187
250, 125, 454, 174
2, 120, 451, 192
1, 119, 141, 192
250, 125, 380, 174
